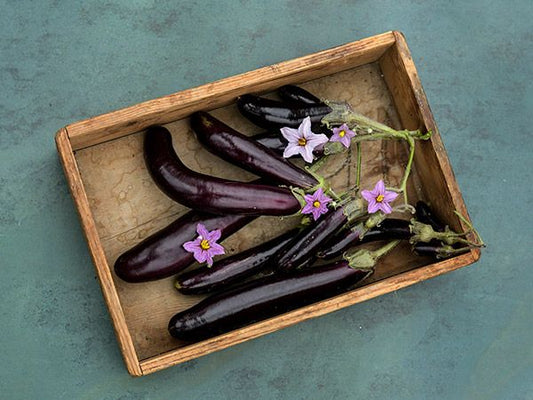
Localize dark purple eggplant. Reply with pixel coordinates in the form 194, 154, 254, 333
236, 94, 332, 129
175, 228, 299, 294
275, 200, 363, 272
277, 85, 324, 105
168, 261, 372, 341
415, 201, 446, 232
317, 219, 411, 260
114, 211, 255, 282
190, 112, 318, 189
413, 240, 469, 259
144, 125, 300, 216
253, 131, 287, 154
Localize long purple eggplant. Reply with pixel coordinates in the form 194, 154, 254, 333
144, 125, 300, 216
190, 112, 318, 189
175, 228, 299, 294
168, 261, 372, 341
114, 211, 255, 282
316, 219, 411, 260
274, 200, 363, 273
277, 85, 324, 105
415, 201, 446, 232
236, 94, 332, 129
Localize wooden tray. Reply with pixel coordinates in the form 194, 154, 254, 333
55, 31, 480, 376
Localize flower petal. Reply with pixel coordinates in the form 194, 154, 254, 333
183, 239, 200, 253
383, 191, 399, 203
207, 228, 222, 242
299, 116, 312, 137
301, 203, 315, 215
306, 133, 329, 148
209, 242, 226, 256
374, 180, 386, 195
339, 135, 352, 148
283, 142, 302, 159
194, 249, 208, 264
205, 254, 214, 267
196, 223, 209, 239
301, 144, 314, 163
378, 202, 393, 214
367, 200, 380, 214
280, 126, 300, 143
361, 189, 375, 203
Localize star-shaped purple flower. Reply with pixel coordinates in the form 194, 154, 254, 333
183, 223, 225, 267
361, 180, 399, 214
280, 116, 329, 163
301, 187, 332, 220
330, 123, 356, 148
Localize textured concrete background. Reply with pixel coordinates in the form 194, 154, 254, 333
1, 1, 531, 399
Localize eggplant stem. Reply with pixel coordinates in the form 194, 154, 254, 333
355, 142, 362, 188
453, 210, 485, 247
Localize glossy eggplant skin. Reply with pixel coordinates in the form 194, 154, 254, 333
275, 206, 349, 272
236, 94, 332, 129
317, 219, 411, 260
253, 131, 287, 154
168, 261, 372, 341
114, 211, 255, 283
277, 85, 323, 105
415, 201, 445, 232
175, 229, 299, 295
190, 112, 318, 189
144, 125, 300, 216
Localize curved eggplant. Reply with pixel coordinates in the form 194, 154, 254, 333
415, 201, 446, 232
114, 211, 255, 282
168, 261, 372, 341
190, 112, 318, 189
175, 228, 298, 294
236, 94, 332, 129
144, 125, 300, 216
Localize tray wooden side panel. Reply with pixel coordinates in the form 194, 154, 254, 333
139, 251, 475, 375
66, 32, 396, 150
55, 128, 143, 376
380, 32, 480, 259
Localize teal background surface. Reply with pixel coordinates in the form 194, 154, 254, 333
1, 1, 532, 399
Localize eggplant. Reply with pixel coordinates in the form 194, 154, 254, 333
277, 85, 324, 105
413, 240, 469, 259
236, 94, 332, 129
415, 201, 446, 232
175, 228, 298, 294
144, 125, 300, 216
190, 112, 318, 189
253, 131, 287, 154
317, 219, 411, 259
114, 211, 255, 282
168, 261, 372, 341
274, 200, 363, 272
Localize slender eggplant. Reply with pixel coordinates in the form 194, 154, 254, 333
190, 112, 318, 189
413, 240, 469, 259
168, 261, 372, 341
236, 94, 332, 129
253, 131, 287, 154
144, 125, 300, 216
277, 85, 324, 105
175, 228, 299, 295
114, 211, 255, 283
316, 219, 412, 260
274, 200, 363, 272
415, 201, 446, 232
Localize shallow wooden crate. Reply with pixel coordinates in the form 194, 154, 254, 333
55, 31, 480, 376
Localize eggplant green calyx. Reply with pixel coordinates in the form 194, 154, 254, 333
344, 240, 400, 269
409, 220, 484, 247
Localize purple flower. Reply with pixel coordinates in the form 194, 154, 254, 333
280, 116, 329, 163
330, 123, 356, 148
183, 223, 225, 267
301, 187, 332, 220
361, 180, 399, 214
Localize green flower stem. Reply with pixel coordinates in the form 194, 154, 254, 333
355, 142, 362, 188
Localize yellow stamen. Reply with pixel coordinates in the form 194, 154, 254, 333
376, 194, 385, 202
313, 200, 321, 208
339, 130, 345, 137
298, 137, 307, 146
200, 239, 210, 250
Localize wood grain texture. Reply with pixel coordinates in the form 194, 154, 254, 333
66, 31, 396, 150
55, 128, 142, 376
56, 31, 480, 376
